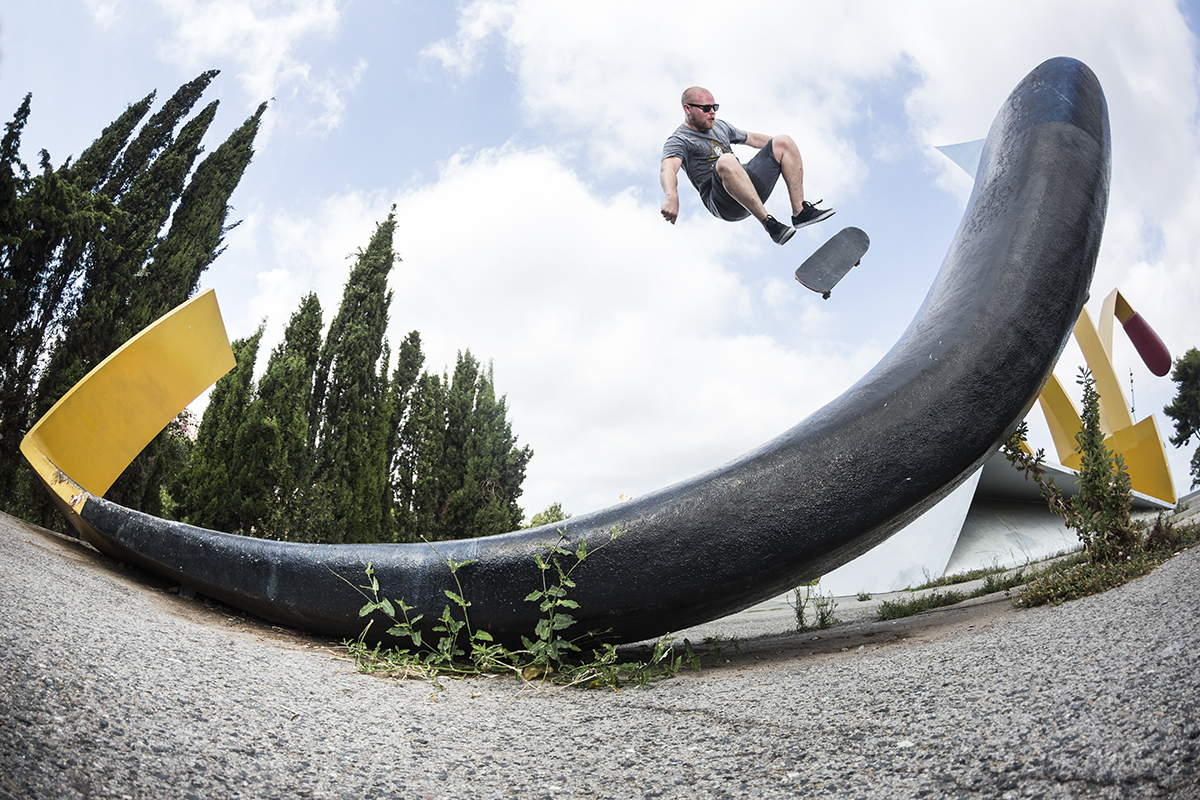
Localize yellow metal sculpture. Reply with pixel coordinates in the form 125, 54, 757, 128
19, 289, 235, 536
1036, 288, 1175, 504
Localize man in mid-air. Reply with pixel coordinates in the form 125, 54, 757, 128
660, 86, 834, 245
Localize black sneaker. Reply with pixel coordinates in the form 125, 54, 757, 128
792, 200, 835, 229
763, 215, 795, 245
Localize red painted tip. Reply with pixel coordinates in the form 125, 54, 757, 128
1122, 312, 1171, 377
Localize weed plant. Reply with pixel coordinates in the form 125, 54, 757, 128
1018, 517, 1198, 606
341, 527, 692, 689
873, 567, 1031, 622
909, 563, 1013, 592
875, 588, 966, 621
791, 580, 837, 631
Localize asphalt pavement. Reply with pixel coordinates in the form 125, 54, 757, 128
2, 511, 1197, 799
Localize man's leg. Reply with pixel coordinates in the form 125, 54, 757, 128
712, 153, 794, 244
713, 153, 770, 222
771, 135, 806, 218
771, 134, 835, 228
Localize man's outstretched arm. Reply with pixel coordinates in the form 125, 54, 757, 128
660, 156, 682, 224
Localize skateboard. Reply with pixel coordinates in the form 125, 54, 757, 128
794, 226, 869, 299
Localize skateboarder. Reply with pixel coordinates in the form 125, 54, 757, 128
660, 86, 834, 245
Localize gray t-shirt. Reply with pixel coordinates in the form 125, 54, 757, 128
661, 120, 748, 203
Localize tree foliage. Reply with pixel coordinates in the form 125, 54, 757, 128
305, 213, 397, 543
173, 327, 265, 533
393, 351, 533, 542
179, 213, 534, 544
526, 501, 571, 529
0, 72, 265, 521
1163, 346, 1200, 489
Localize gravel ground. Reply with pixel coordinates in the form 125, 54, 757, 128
1, 511, 1197, 799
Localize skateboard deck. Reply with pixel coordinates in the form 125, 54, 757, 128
795, 226, 869, 299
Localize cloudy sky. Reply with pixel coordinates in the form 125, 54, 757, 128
2, 0, 1199, 522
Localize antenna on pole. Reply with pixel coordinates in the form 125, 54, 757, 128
1130, 368, 1135, 418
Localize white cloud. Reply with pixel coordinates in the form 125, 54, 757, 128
386, 147, 882, 515
419, 0, 517, 80
150, 0, 359, 133
83, 0, 123, 26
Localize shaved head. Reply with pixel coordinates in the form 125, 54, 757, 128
681, 86, 712, 106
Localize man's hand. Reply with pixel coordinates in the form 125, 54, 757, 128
661, 194, 679, 224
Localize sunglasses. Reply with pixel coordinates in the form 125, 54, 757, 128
686, 103, 719, 112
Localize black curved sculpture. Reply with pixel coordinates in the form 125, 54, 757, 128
64, 57, 1109, 646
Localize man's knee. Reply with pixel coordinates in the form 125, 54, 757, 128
772, 135, 798, 160
714, 152, 744, 179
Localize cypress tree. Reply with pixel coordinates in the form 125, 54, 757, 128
468, 361, 532, 534
439, 349, 482, 531
173, 327, 264, 532
393, 351, 532, 542
441, 354, 531, 538
0, 96, 121, 513
234, 293, 323, 539
35, 97, 221, 421
397, 370, 447, 542
65, 93, 156, 193
99, 71, 219, 201
132, 101, 267, 328
384, 330, 424, 540
36, 74, 221, 416
307, 212, 397, 543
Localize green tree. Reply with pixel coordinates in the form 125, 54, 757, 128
174, 327, 264, 532
382, 330, 425, 539
0, 100, 123, 515
396, 370, 447, 542
306, 213, 397, 543
394, 350, 532, 541
234, 293, 324, 539
525, 502, 571, 529
1003, 368, 1137, 564
34, 72, 223, 418
0, 95, 129, 515
1163, 347, 1200, 490
456, 359, 533, 537
129, 100, 268, 330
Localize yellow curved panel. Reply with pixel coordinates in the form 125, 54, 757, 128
1073, 306, 1133, 435
1110, 416, 1176, 503
1060, 416, 1177, 504
1036, 373, 1082, 463
20, 289, 235, 501
1036, 288, 1175, 505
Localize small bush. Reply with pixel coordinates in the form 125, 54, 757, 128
973, 567, 1029, 597
875, 589, 965, 621
909, 563, 1011, 592
1016, 551, 1156, 607
1145, 512, 1180, 552
791, 580, 838, 631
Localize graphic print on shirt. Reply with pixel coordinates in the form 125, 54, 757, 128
706, 140, 730, 163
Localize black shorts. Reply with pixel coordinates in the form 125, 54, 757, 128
705, 139, 781, 222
